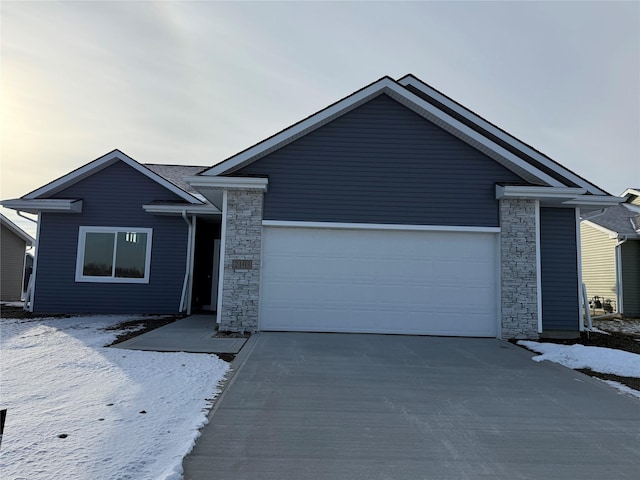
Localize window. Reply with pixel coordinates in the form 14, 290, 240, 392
76, 227, 152, 283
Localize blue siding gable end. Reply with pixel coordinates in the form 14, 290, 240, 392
235, 94, 525, 227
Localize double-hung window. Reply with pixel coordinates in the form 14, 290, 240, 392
75, 227, 152, 283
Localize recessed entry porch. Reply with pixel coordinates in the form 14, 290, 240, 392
142, 204, 222, 318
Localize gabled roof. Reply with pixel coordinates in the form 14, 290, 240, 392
397, 74, 609, 195
0, 214, 35, 245
200, 75, 610, 196
582, 203, 640, 238
23, 149, 203, 204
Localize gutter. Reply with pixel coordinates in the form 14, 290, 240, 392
179, 210, 193, 314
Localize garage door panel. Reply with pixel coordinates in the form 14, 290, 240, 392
260, 227, 498, 336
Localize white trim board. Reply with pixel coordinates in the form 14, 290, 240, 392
262, 220, 500, 233
535, 201, 543, 333
75, 226, 153, 284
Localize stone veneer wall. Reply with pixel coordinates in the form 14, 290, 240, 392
500, 199, 539, 339
219, 189, 264, 333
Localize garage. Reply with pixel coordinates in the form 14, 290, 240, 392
259, 226, 499, 336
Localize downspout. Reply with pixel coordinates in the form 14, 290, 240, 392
16, 211, 37, 224
27, 213, 42, 312
614, 236, 628, 316
179, 210, 193, 313
16, 211, 37, 310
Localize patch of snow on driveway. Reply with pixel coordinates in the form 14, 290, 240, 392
518, 341, 640, 378
0, 316, 229, 480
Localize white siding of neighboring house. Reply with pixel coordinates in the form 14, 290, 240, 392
580, 223, 618, 308
1, 224, 27, 301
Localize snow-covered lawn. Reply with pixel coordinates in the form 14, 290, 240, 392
519, 340, 640, 399
0, 316, 230, 480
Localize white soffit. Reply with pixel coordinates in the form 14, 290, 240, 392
142, 204, 221, 215
496, 185, 624, 208
184, 176, 269, 190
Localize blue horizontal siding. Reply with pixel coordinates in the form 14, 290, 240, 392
33, 160, 189, 314
540, 207, 580, 331
235, 94, 524, 226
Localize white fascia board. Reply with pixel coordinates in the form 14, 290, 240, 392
561, 196, 626, 208
0, 214, 35, 245
185, 176, 269, 191
496, 185, 587, 200
24, 149, 202, 204
142, 204, 221, 215
398, 75, 609, 195
204, 78, 565, 188
621, 188, 640, 198
262, 220, 500, 233
1, 198, 83, 214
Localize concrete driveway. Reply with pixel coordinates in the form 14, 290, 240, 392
184, 333, 639, 479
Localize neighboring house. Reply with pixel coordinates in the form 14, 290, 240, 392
2, 75, 623, 339
581, 188, 640, 317
1, 214, 35, 301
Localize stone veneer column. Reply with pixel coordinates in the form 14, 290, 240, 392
500, 199, 539, 339
218, 188, 264, 333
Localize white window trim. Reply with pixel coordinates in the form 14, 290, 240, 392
75, 226, 153, 283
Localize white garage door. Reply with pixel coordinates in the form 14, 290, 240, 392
260, 226, 498, 337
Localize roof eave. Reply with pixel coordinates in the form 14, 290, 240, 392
1, 198, 83, 214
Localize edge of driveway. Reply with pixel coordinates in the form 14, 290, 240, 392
207, 332, 261, 420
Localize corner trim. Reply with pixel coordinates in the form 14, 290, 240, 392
535, 201, 543, 333
575, 208, 585, 331
216, 190, 228, 323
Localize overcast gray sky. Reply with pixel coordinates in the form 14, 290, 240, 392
2, 1, 639, 236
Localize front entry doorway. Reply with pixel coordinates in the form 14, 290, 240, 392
191, 218, 221, 313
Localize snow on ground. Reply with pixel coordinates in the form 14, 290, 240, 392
603, 380, 640, 400
0, 316, 230, 480
593, 317, 640, 336
518, 341, 640, 379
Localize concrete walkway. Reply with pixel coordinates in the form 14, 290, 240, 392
183, 332, 640, 480
112, 314, 246, 354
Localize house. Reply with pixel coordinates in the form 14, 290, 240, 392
1, 213, 35, 301
581, 188, 640, 317
2, 75, 623, 338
